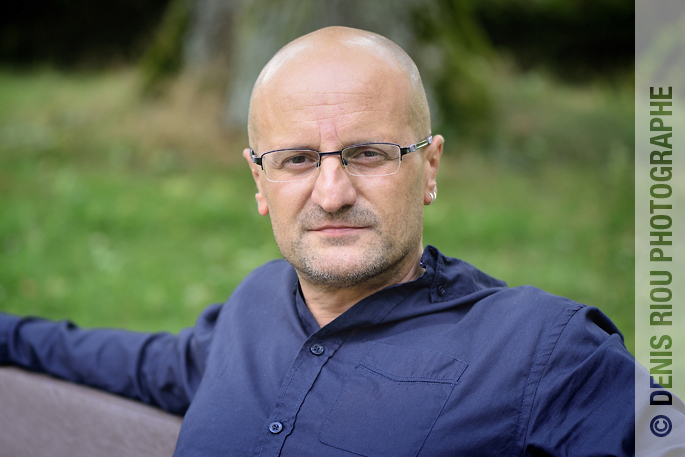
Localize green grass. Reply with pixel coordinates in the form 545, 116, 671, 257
0, 68, 634, 352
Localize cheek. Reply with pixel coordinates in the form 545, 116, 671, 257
397, 173, 425, 232
263, 182, 310, 226
363, 175, 423, 227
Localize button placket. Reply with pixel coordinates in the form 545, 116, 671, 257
257, 335, 346, 457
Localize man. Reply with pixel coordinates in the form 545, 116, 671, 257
0, 27, 638, 456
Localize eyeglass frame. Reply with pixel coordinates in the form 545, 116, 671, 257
249, 135, 433, 181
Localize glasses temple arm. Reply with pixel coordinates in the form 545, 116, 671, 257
399, 135, 433, 157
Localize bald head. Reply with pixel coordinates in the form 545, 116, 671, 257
247, 27, 431, 149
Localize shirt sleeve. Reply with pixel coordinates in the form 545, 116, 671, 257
522, 305, 636, 456
0, 304, 222, 415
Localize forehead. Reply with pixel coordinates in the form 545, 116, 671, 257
253, 51, 413, 151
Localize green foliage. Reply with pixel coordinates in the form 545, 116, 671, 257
0, 68, 634, 352
413, 0, 496, 136
139, 0, 193, 91
485, 71, 635, 167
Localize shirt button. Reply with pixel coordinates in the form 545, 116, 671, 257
437, 285, 446, 296
269, 422, 283, 434
310, 343, 325, 356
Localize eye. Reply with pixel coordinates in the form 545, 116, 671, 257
345, 146, 390, 164
273, 150, 318, 169
288, 155, 309, 164
360, 149, 380, 158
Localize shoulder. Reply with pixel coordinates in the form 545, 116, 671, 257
443, 280, 585, 332
425, 280, 628, 384
191, 259, 296, 329
483, 285, 622, 340
423, 246, 624, 355
212, 258, 299, 324
468, 285, 624, 356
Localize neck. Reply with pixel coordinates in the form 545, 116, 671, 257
298, 246, 425, 327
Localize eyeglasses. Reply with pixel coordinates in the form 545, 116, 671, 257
250, 136, 433, 183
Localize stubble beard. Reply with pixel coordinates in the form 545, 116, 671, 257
275, 204, 423, 290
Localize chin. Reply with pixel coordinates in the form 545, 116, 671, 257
289, 244, 402, 289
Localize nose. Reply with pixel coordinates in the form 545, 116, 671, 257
310, 154, 357, 213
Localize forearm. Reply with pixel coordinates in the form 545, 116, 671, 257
0, 312, 197, 414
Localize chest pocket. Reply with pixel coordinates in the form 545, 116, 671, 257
319, 342, 467, 457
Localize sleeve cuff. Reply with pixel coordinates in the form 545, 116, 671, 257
0, 312, 23, 364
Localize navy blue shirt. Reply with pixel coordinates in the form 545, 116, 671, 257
1, 246, 636, 456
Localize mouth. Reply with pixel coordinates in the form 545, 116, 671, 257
300, 206, 378, 240
309, 224, 369, 236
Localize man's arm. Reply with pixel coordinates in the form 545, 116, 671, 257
521, 306, 639, 455
0, 304, 221, 415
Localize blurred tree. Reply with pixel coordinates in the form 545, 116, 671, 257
139, 0, 193, 91
0, 0, 634, 137
183, 0, 237, 73
0, 0, 634, 82
412, 0, 495, 136
181, 0, 496, 136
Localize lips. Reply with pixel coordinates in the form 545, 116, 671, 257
309, 225, 368, 236
299, 206, 378, 234
310, 224, 366, 231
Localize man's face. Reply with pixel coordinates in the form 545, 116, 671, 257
244, 51, 441, 290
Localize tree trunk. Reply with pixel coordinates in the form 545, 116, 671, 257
182, 0, 493, 133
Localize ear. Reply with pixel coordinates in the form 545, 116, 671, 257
422, 135, 443, 205
243, 148, 269, 216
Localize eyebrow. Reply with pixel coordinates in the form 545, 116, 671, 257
270, 139, 387, 152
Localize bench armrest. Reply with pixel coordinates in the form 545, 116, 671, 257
0, 366, 182, 457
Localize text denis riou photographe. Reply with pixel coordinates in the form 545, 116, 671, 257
646, 86, 675, 438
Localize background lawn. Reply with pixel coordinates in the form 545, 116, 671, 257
0, 67, 635, 351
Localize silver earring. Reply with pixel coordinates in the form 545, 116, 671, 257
429, 192, 436, 205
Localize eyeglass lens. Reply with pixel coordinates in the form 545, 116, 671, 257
262, 144, 401, 182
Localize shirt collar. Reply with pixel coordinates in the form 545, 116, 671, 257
292, 245, 507, 337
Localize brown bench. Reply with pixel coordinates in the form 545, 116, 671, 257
0, 366, 182, 457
